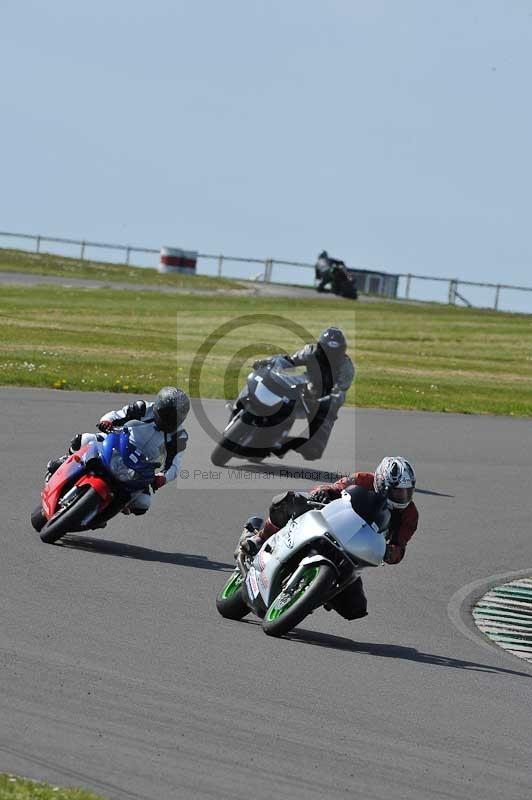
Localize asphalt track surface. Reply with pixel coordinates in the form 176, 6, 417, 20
0, 270, 370, 301
0, 271, 332, 299
2, 387, 532, 800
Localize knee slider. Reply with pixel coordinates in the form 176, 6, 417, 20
69, 433, 82, 453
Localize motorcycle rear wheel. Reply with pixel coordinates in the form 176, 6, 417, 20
262, 562, 336, 637
40, 486, 102, 544
216, 570, 250, 620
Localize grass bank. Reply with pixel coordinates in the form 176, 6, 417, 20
0, 248, 244, 292
0, 773, 107, 800
0, 283, 531, 415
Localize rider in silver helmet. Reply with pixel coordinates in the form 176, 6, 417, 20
252, 326, 355, 460
46, 387, 190, 517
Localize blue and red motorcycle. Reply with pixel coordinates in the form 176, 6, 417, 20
31, 428, 158, 544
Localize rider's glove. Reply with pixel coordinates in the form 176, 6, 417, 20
151, 474, 167, 491
384, 543, 404, 564
98, 418, 114, 432
309, 488, 333, 504
253, 358, 271, 369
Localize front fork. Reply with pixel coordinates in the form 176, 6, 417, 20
281, 555, 339, 605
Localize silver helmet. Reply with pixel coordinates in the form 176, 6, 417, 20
153, 387, 190, 433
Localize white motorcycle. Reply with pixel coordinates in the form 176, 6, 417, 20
216, 486, 389, 637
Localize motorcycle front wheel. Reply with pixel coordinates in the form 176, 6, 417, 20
262, 562, 336, 637
40, 486, 102, 544
216, 569, 250, 620
31, 505, 47, 532
211, 416, 270, 466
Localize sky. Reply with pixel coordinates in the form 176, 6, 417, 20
1, 1, 532, 308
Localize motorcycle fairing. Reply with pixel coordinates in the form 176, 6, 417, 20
251, 494, 386, 608
41, 444, 93, 518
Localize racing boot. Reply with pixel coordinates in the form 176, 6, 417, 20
234, 516, 264, 559
45, 433, 83, 481
235, 517, 279, 558
45, 455, 67, 481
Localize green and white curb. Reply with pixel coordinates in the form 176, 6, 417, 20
473, 577, 532, 663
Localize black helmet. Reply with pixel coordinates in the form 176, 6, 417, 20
153, 386, 190, 433
317, 327, 347, 362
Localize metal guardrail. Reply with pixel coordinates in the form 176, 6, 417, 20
1, 229, 531, 312
401, 271, 532, 311
0, 230, 293, 283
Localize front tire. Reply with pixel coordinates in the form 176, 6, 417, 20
211, 417, 257, 466
40, 486, 102, 544
211, 441, 233, 467
216, 570, 250, 620
262, 562, 336, 638
31, 505, 46, 532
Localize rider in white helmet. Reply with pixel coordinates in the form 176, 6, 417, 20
238, 456, 418, 621
309, 456, 418, 563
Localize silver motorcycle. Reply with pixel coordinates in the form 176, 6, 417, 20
216, 486, 389, 637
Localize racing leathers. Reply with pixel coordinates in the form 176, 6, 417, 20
257, 344, 355, 460
245, 471, 418, 619
315, 254, 346, 292
310, 471, 419, 564
50, 400, 188, 515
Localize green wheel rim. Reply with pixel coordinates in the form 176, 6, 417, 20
221, 571, 244, 600
266, 566, 320, 622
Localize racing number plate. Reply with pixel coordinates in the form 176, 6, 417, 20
246, 568, 260, 599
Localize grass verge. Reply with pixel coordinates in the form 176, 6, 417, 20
0, 773, 108, 800
1, 283, 531, 415
0, 248, 244, 292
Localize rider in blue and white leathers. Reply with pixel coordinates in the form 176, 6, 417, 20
47, 387, 189, 516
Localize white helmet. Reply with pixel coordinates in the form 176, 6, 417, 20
374, 457, 416, 510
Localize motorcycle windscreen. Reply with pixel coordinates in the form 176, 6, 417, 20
254, 380, 283, 409
271, 365, 309, 389
123, 420, 165, 468
319, 495, 386, 566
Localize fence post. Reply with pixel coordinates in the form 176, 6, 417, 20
125, 246, 131, 265
405, 273, 412, 299
36, 236, 41, 253
494, 284, 501, 311
80, 241, 86, 261
448, 279, 457, 305
217, 255, 223, 277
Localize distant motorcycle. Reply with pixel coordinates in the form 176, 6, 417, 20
211, 357, 320, 466
216, 486, 389, 637
31, 424, 159, 544
315, 261, 358, 300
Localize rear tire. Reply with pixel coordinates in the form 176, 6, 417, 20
40, 486, 102, 544
31, 505, 47, 532
216, 570, 250, 620
262, 562, 336, 638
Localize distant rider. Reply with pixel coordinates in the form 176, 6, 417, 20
253, 326, 355, 460
46, 386, 190, 517
314, 250, 348, 293
238, 457, 418, 620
